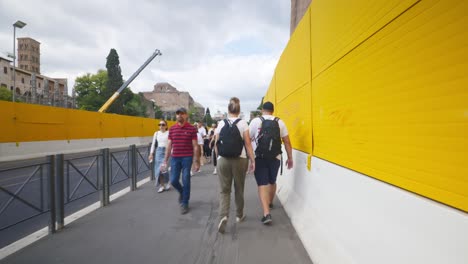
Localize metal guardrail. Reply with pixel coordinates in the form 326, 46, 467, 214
0, 144, 153, 240
0, 158, 53, 232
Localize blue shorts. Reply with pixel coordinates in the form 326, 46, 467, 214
254, 157, 281, 186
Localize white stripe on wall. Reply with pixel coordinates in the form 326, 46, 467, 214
0, 137, 153, 162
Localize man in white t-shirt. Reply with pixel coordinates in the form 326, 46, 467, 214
249, 101, 293, 225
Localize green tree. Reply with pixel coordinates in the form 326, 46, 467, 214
123, 94, 147, 117
204, 107, 214, 126
188, 106, 197, 123
74, 70, 108, 111
74, 50, 147, 117
154, 103, 164, 119
0, 87, 12, 101
257, 96, 264, 110
105, 49, 133, 114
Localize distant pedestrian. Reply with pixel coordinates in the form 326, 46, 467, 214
192, 122, 204, 174
209, 122, 218, 174
197, 122, 207, 165
148, 120, 170, 193
163, 107, 200, 214
215, 97, 255, 233
249, 101, 293, 225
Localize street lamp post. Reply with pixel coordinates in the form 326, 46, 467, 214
12, 20, 26, 102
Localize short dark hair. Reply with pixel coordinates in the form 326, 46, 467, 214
262, 101, 274, 112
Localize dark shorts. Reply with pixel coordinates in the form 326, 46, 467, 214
254, 157, 281, 186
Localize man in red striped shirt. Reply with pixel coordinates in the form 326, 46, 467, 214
163, 107, 200, 214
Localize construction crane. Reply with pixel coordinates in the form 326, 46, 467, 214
98, 49, 162, 113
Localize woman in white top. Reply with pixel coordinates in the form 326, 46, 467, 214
149, 120, 170, 193
214, 97, 255, 234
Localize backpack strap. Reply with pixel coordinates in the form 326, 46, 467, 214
224, 118, 241, 127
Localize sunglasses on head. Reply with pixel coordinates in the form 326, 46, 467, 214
159, 124, 166, 126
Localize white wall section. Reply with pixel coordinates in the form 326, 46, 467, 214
277, 150, 468, 264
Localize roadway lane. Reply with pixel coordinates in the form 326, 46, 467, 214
0, 146, 151, 248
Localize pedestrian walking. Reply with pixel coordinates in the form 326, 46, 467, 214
163, 107, 200, 214
215, 97, 255, 233
148, 120, 170, 193
249, 101, 293, 225
209, 123, 218, 174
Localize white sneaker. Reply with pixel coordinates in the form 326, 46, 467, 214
157, 186, 164, 193
236, 215, 246, 223
218, 216, 228, 234
164, 184, 171, 191
213, 168, 217, 175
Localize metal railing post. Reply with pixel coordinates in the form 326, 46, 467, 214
130, 145, 137, 191
149, 143, 155, 181
101, 148, 110, 206
55, 154, 65, 230
47, 155, 56, 234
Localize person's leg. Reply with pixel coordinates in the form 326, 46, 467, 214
233, 158, 248, 220
212, 147, 218, 174
180, 156, 193, 206
199, 145, 204, 166
217, 157, 232, 233
217, 157, 233, 218
267, 159, 281, 207
170, 158, 183, 202
154, 151, 162, 188
254, 158, 271, 218
155, 148, 167, 187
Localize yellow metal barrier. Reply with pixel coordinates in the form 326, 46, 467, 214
268, 0, 468, 211
0, 101, 174, 143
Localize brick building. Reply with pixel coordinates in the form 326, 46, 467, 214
142, 82, 204, 121
0, 51, 68, 106
17, 37, 41, 74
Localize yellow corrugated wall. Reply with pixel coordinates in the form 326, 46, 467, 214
0, 101, 173, 143
269, 0, 468, 211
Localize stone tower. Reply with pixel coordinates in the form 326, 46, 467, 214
17, 37, 41, 74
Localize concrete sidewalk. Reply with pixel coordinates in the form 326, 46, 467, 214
1, 164, 312, 264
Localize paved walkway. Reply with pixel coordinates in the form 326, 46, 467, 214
1, 163, 312, 264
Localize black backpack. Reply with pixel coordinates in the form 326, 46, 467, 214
217, 119, 244, 158
255, 117, 282, 159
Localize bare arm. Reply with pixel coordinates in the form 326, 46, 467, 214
192, 139, 200, 171
243, 130, 255, 173
164, 139, 172, 164
148, 132, 157, 162
282, 135, 293, 169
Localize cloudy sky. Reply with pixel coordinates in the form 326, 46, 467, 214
0, 0, 290, 116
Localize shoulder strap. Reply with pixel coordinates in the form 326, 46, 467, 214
223, 119, 229, 127
233, 118, 241, 125
260, 116, 265, 122
274, 117, 280, 122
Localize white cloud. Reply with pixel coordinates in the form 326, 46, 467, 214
0, 0, 290, 114
148, 53, 279, 114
